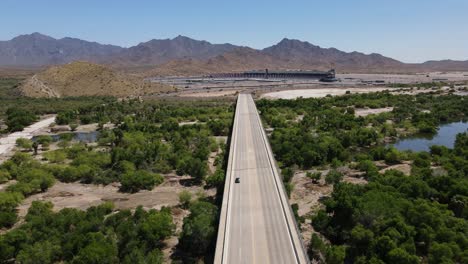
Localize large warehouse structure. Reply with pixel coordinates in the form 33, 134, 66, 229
209, 69, 336, 80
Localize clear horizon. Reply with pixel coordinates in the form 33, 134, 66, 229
2, 0, 467, 63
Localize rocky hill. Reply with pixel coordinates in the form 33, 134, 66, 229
414, 60, 468, 71
20, 61, 172, 98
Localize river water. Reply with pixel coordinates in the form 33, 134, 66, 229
391, 122, 468, 152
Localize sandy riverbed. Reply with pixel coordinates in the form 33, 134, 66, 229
261, 87, 390, 99
0, 116, 56, 161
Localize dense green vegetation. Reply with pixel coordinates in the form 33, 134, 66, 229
51, 100, 233, 189
258, 92, 467, 169
0, 153, 56, 228
387, 82, 449, 89
311, 134, 468, 264
3, 99, 233, 192
258, 92, 468, 263
5, 108, 37, 132
0, 92, 233, 263
1, 98, 233, 222
0, 202, 173, 263
178, 201, 219, 262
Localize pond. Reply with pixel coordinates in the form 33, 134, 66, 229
33, 131, 100, 143
390, 122, 468, 152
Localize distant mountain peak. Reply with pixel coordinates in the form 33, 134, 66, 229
173, 35, 192, 40
0, 33, 123, 66
110, 35, 239, 66
13, 32, 55, 41
268, 38, 321, 51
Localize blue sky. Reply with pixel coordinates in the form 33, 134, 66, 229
2, 0, 467, 63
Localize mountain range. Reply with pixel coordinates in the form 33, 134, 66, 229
0, 33, 123, 66
1, 33, 467, 74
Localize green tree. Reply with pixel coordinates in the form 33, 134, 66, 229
16, 241, 60, 264
187, 158, 207, 182
120, 170, 163, 193
35, 135, 53, 147
309, 233, 326, 262
71, 233, 118, 264
0, 192, 23, 227
306, 171, 321, 184
325, 169, 343, 185
387, 248, 419, 264
350, 224, 374, 257
138, 208, 174, 247
16, 138, 33, 150
179, 190, 192, 208
428, 243, 454, 264
5, 108, 37, 132
385, 148, 401, 164
179, 201, 218, 256
325, 245, 346, 264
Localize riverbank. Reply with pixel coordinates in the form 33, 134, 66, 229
0, 115, 56, 162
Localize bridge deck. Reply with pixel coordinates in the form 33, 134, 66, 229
214, 94, 309, 264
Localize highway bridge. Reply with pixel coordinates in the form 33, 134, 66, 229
214, 94, 309, 264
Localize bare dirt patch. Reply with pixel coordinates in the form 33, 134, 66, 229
16, 180, 215, 218
290, 172, 332, 217
0, 180, 17, 192
261, 87, 390, 99
343, 176, 368, 185
74, 123, 98, 132
337, 72, 468, 84
379, 163, 412, 176
291, 167, 368, 248
355, 107, 394, 117
162, 207, 190, 262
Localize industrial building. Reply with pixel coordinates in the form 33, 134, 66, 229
208, 69, 336, 81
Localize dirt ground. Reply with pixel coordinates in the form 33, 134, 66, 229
16, 178, 216, 218
355, 107, 394, 117
0, 115, 56, 163
290, 167, 368, 248
261, 87, 390, 99
260, 84, 468, 100
290, 171, 333, 217
162, 207, 190, 262
337, 72, 468, 84
379, 163, 412, 176
291, 168, 367, 218
0, 180, 16, 192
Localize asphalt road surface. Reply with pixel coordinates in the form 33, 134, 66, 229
215, 94, 309, 264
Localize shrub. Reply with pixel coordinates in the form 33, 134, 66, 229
16, 138, 33, 150
325, 169, 343, 185
120, 170, 163, 193
43, 150, 67, 163
35, 135, 53, 147
306, 171, 321, 183
179, 201, 218, 257
6, 108, 37, 132
179, 191, 192, 208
